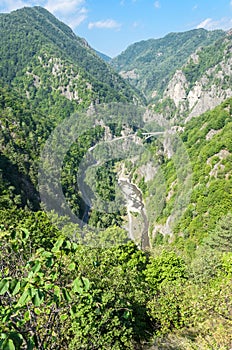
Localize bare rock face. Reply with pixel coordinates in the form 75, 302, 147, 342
165, 70, 188, 107
152, 215, 174, 237
163, 54, 232, 123
186, 84, 224, 122
119, 69, 138, 79
186, 56, 232, 121
189, 51, 200, 64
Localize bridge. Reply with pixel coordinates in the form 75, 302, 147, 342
141, 132, 165, 140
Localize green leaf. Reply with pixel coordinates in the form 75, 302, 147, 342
31, 261, 41, 274
65, 240, 71, 250
2, 338, 15, 350
54, 285, 61, 297
62, 288, 71, 302
29, 287, 37, 298
0, 279, 10, 295
36, 248, 45, 254
9, 279, 17, 293
68, 262, 76, 271
24, 310, 31, 321
32, 290, 43, 307
71, 243, 78, 252
42, 251, 53, 258
0, 334, 7, 340
82, 277, 90, 291
17, 288, 31, 306
52, 237, 64, 253
12, 281, 21, 296
20, 227, 30, 240
72, 278, 83, 294
34, 308, 41, 315
46, 257, 53, 268
70, 305, 77, 317
60, 313, 68, 321
44, 283, 53, 291
123, 310, 131, 320
27, 337, 35, 350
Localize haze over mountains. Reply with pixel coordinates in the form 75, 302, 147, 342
0, 6, 232, 350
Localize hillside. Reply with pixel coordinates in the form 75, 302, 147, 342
111, 29, 226, 101
0, 85, 59, 210
154, 31, 232, 122
95, 50, 112, 62
1, 95, 232, 349
0, 6, 143, 118
0, 6, 143, 214
0, 6, 232, 350
136, 98, 232, 249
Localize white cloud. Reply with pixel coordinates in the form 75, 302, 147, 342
192, 4, 198, 10
0, 0, 88, 29
196, 18, 212, 29
68, 12, 87, 28
88, 19, 121, 30
196, 17, 232, 30
0, 0, 29, 12
0, 0, 85, 14
154, 1, 160, 9
45, 0, 88, 29
45, 0, 88, 28
45, 0, 84, 15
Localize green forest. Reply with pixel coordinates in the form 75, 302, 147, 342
0, 6, 232, 350
111, 28, 225, 100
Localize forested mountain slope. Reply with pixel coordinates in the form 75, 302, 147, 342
111, 29, 226, 101
0, 85, 56, 210
1, 98, 232, 350
0, 6, 142, 213
154, 31, 232, 122
0, 6, 143, 118
95, 50, 112, 62
0, 6, 232, 350
137, 98, 232, 249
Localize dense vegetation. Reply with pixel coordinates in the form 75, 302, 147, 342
0, 85, 53, 210
111, 29, 225, 100
0, 6, 144, 114
0, 5, 232, 350
175, 99, 232, 243
1, 208, 232, 349
183, 33, 232, 89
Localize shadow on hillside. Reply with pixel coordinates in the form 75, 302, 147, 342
0, 154, 40, 210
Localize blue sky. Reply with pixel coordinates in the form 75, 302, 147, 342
1, 0, 232, 57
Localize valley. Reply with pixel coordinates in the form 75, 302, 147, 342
0, 5, 232, 350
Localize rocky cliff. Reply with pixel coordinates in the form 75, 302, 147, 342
154, 34, 232, 123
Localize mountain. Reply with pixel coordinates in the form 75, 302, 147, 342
0, 84, 62, 210
0, 6, 231, 242
0, 7, 232, 350
0, 6, 143, 119
141, 97, 232, 247
111, 29, 226, 101
0, 5, 143, 213
95, 50, 112, 62
154, 31, 232, 122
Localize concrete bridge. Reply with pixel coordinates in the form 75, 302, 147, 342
141, 132, 164, 140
